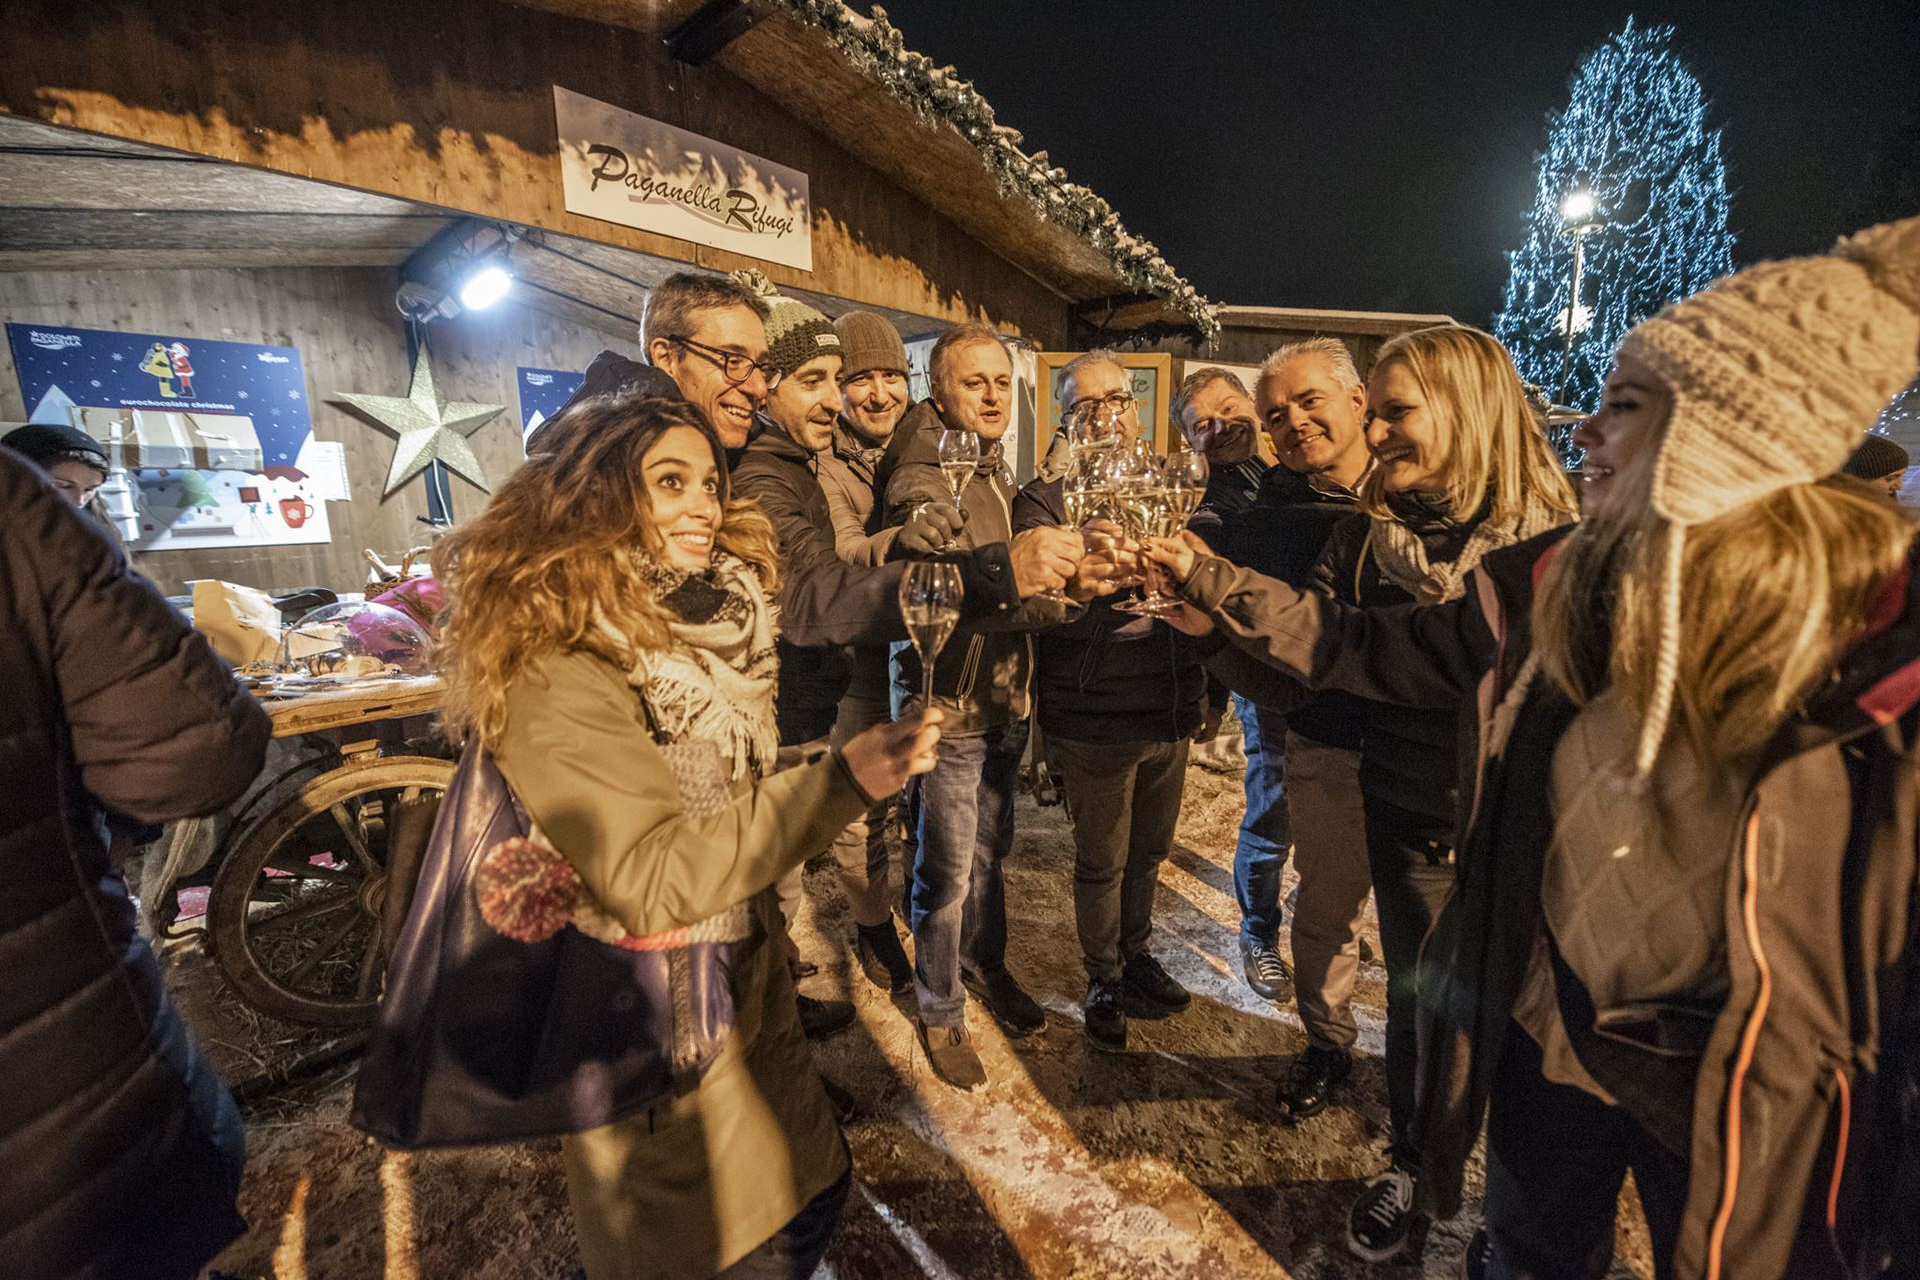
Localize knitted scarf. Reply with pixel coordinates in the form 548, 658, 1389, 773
1369, 490, 1567, 606
620, 552, 779, 781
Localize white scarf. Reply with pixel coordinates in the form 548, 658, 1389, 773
618, 552, 780, 781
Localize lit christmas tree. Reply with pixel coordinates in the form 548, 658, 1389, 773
1495, 19, 1735, 445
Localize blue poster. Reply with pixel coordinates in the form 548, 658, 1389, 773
516, 366, 585, 441
7, 323, 335, 550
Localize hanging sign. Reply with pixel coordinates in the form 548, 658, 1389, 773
553, 86, 814, 271
7, 322, 334, 550
516, 365, 585, 442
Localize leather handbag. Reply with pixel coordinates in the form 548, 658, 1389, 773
350, 735, 753, 1149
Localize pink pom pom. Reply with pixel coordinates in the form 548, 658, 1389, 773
475, 834, 580, 942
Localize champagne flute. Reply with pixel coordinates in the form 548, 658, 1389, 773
934, 428, 979, 551
899, 561, 964, 713
1129, 447, 1210, 616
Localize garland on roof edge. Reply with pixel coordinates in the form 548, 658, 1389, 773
775, 0, 1219, 342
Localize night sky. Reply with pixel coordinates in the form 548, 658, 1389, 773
871, 1, 1920, 327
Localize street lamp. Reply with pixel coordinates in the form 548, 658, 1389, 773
1558, 189, 1604, 404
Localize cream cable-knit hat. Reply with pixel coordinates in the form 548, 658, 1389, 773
1614, 212, 1920, 774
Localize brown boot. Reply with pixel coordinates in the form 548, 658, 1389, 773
917, 1019, 986, 1090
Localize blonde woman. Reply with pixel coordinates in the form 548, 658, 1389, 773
431, 394, 941, 1280
1147, 220, 1920, 1279
1290, 324, 1577, 1261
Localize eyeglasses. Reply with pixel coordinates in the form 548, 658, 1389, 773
666, 335, 774, 386
1065, 390, 1138, 421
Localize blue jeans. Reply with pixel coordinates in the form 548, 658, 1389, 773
907, 719, 1030, 1026
1232, 696, 1291, 948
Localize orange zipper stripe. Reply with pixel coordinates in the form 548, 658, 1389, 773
1706, 813, 1773, 1280
1826, 1066, 1851, 1232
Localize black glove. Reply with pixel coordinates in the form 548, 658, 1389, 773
893, 500, 964, 557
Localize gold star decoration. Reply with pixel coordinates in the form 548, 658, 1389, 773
333, 352, 503, 496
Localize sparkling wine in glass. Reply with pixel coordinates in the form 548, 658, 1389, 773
937, 428, 978, 503
1126, 447, 1210, 616
899, 561, 964, 712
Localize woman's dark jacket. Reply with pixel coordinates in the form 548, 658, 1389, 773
1178, 527, 1920, 1280
1011, 477, 1206, 744
0, 451, 271, 1279
1309, 496, 1498, 825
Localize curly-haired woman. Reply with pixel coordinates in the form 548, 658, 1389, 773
1147, 218, 1920, 1279
431, 394, 941, 1280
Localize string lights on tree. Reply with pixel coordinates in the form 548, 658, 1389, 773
1495, 19, 1735, 447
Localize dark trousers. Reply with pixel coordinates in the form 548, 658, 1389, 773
908, 719, 1030, 1026
712, 1165, 852, 1280
1483, 1025, 1687, 1280
1363, 795, 1457, 1163
1049, 735, 1190, 982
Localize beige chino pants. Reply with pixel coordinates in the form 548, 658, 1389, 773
1283, 731, 1372, 1052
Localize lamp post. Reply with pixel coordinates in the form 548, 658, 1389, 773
1558, 189, 1603, 404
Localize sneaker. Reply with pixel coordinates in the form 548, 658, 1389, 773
1460, 1227, 1491, 1280
1239, 939, 1294, 1003
1121, 952, 1191, 1016
795, 993, 855, 1040
1084, 978, 1127, 1052
918, 1019, 987, 1089
1347, 1163, 1421, 1262
856, 921, 914, 994
1278, 1044, 1352, 1120
962, 967, 1048, 1037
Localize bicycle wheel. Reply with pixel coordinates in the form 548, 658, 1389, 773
208, 754, 451, 1027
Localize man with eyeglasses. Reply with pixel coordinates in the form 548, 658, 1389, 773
1011, 350, 1206, 1055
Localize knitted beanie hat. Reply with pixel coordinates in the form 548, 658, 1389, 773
2, 422, 109, 476
728, 268, 839, 378
1614, 212, 1920, 774
1842, 432, 1911, 480
834, 310, 909, 380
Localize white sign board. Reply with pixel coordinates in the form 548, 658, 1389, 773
553, 86, 813, 272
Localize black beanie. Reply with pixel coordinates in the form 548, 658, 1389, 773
1843, 433, 1910, 479
2, 423, 109, 476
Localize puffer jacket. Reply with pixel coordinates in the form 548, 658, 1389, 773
0, 451, 271, 1280
1177, 528, 1920, 1280
883, 402, 1069, 735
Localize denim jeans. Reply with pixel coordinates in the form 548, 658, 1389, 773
907, 719, 1030, 1026
1232, 696, 1291, 948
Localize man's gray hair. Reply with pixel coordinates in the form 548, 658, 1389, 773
928, 322, 1009, 393
1057, 349, 1128, 407
1259, 336, 1362, 390
641, 271, 771, 354
1170, 366, 1250, 433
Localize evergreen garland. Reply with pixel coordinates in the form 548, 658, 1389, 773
774, 0, 1219, 341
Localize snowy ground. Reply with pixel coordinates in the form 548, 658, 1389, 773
190, 765, 1651, 1280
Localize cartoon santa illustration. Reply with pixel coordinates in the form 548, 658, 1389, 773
167, 342, 195, 397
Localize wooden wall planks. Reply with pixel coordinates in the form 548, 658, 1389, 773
0, 263, 635, 595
